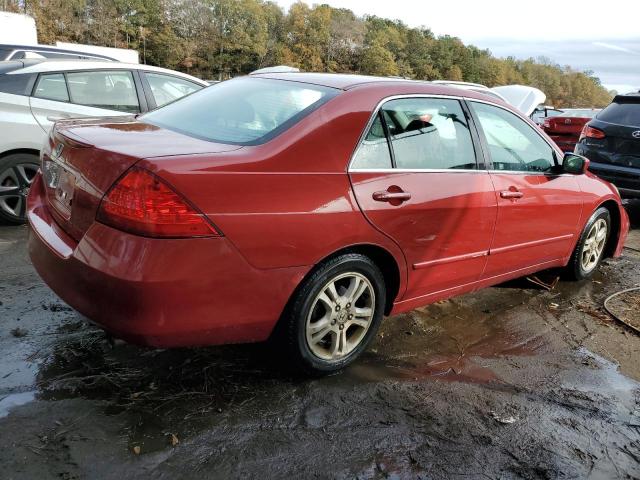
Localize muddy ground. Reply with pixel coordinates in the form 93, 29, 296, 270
1, 203, 639, 480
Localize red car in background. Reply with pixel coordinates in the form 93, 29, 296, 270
543, 109, 600, 152
28, 74, 628, 374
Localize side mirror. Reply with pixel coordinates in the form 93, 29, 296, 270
562, 153, 590, 175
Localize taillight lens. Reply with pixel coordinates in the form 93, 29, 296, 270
579, 125, 606, 142
97, 168, 219, 238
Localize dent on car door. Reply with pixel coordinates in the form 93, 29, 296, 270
29, 70, 141, 132
468, 101, 583, 278
349, 97, 497, 302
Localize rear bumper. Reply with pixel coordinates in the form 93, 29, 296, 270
27, 172, 309, 347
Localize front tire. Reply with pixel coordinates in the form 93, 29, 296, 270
566, 207, 611, 280
283, 253, 386, 374
0, 153, 40, 225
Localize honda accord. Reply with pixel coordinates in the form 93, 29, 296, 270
28, 73, 629, 373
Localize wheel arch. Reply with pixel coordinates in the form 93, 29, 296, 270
597, 199, 622, 259
283, 243, 402, 322
0, 148, 40, 161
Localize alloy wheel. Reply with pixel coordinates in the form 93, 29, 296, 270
0, 163, 39, 221
305, 272, 375, 361
581, 218, 607, 272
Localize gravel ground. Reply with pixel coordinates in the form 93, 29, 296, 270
1, 201, 639, 479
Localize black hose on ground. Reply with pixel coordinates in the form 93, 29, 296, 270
603, 286, 640, 335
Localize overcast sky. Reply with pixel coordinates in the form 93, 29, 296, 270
275, 0, 640, 93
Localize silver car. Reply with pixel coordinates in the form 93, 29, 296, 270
0, 59, 208, 224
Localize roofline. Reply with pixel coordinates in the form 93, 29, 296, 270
0, 43, 116, 60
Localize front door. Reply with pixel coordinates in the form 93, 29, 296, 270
349, 97, 497, 301
468, 101, 583, 278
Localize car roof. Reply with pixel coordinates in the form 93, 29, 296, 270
250, 72, 424, 90
249, 72, 519, 111
0, 43, 115, 60
4, 59, 207, 85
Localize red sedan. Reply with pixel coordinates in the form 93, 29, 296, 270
28, 74, 629, 373
542, 108, 600, 152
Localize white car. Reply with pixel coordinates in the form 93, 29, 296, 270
0, 59, 208, 224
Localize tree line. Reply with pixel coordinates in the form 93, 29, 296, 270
2, 0, 615, 107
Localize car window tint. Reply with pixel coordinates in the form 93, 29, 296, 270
382, 98, 476, 170
597, 101, 640, 126
0, 73, 34, 96
141, 77, 338, 146
144, 72, 202, 108
34, 73, 69, 102
66, 70, 140, 113
0, 47, 14, 60
471, 102, 555, 172
351, 113, 393, 169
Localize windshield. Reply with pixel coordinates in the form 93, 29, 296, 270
141, 77, 339, 145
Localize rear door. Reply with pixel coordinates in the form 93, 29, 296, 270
29, 70, 143, 132
468, 101, 582, 278
349, 96, 497, 300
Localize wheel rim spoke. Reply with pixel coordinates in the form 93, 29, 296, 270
0, 185, 20, 197
13, 165, 31, 187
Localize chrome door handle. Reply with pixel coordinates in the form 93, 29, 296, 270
500, 190, 523, 199
372, 191, 411, 202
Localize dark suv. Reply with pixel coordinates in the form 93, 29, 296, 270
575, 92, 640, 197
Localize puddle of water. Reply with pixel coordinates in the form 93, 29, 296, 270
344, 295, 548, 384
0, 391, 36, 418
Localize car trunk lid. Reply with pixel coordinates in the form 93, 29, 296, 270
43, 117, 241, 241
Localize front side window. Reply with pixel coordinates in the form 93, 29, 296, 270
144, 72, 203, 108
141, 77, 338, 145
471, 102, 555, 172
383, 98, 477, 170
66, 70, 140, 113
34, 73, 69, 102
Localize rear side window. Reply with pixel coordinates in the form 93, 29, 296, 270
0, 73, 35, 95
383, 98, 477, 170
141, 77, 338, 145
34, 73, 69, 102
0, 47, 13, 60
351, 113, 393, 169
471, 102, 555, 173
144, 72, 202, 108
66, 70, 140, 113
597, 101, 640, 126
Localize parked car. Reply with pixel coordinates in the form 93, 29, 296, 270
0, 43, 117, 61
543, 108, 600, 152
28, 73, 629, 374
531, 105, 564, 125
0, 59, 208, 224
575, 92, 640, 198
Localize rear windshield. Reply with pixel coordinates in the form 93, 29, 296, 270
559, 109, 598, 118
141, 77, 339, 145
597, 101, 640, 126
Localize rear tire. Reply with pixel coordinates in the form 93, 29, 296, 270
282, 253, 386, 375
0, 153, 40, 225
565, 207, 611, 280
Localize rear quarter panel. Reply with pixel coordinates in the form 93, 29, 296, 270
140, 86, 410, 295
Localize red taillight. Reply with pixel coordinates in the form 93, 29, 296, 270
97, 168, 219, 238
579, 125, 606, 141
